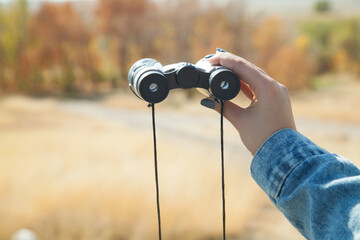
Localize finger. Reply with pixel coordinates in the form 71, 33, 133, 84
208, 52, 273, 97
214, 49, 269, 77
240, 81, 255, 101
214, 51, 255, 101
201, 98, 244, 129
255, 65, 269, 77
215, 100, 244, 130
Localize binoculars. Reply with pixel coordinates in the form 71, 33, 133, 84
128, 56, 241, 103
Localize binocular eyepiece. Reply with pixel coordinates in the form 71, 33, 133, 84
128, 56, 240, 103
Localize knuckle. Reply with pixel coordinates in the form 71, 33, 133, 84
264, 79, 282, 96
278, 83, 287, 90
221, 55, 247, 71
234, 56, 247, 65
235, 56, 248, 64
268, 79, 279, 89
278, 83, 288, 91
279, 83, 290, 96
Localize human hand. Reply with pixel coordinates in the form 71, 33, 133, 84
201, 50, 296, 155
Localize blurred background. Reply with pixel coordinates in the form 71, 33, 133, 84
0, 0, 360, 239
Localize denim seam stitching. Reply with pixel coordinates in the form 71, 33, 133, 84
269, 151, 315, 193
271, 152, 317, 201
273, 152, 331, 203
273, 159, 305, 203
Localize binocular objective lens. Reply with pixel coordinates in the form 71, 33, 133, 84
149, 83, 158, 92
220, 81, 229, 90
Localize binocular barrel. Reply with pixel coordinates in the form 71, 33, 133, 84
128, 58, 240, 103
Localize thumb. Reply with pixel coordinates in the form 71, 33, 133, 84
200, 98, 244, 129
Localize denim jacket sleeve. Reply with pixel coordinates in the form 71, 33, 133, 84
251, 128, 360, 240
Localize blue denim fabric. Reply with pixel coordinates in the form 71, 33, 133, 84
251, 129, 360, 240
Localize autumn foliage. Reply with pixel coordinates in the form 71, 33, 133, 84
0, 0, 358, 94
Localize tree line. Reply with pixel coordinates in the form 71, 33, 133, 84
0, 0, 359, 94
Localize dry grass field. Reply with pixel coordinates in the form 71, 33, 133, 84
0, 75, 359, 240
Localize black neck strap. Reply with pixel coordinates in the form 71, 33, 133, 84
149, 103, 162, 240
149, 102, 226, 240
220, 100, 226, 240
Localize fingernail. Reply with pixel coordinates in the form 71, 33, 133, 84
200, 98, 215, 109
204, 54, 215, 59
216, 48, 227, 53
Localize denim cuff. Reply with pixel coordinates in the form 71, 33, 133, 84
250, 128, 328, 203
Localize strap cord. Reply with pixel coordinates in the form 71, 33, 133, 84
148, 101, 226, 240
220, 100, 226, 240
149, 103, 162, 240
